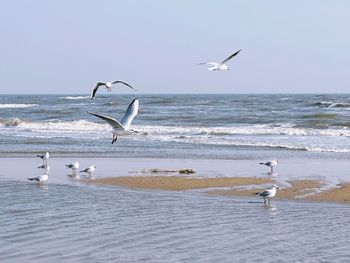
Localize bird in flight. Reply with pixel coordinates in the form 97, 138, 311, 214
90, 80, 135, 99
88, 98, 139, 144
197, 49, 241, 71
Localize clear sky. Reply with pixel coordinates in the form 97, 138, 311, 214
0, 0, 349, 94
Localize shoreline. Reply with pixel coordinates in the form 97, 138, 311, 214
93, 175, 350, 204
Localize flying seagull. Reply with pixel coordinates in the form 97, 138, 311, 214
197, 49, 241, 71
80, 165, 96, 177
28, 172, 50, 185
256, 185, 279, 205
90, 80, 135, 99
36, 152, 49, 165
259, 160, 278, 173
88, 98, 139, 144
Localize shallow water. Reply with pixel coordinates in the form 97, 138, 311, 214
1, 176, 350, 263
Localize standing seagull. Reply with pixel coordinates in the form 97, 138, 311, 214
256, 185, 279, 205
80, 165, 96, 177
66, 161, 80, 174
197, 49, 241, 71
90, 80, 135, 99
88, 98, 139, 144
36, 152, 49, 165
259, 160, 278, 173
28, 172, 50, 185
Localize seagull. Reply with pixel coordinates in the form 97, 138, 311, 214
259, 160, 278, 173
36, 152, 49, 165
66, 161, 80, 173
197, 49, 241, 71
90, 80, 135, 99
88, 98, 139, 144
80, 165, 96, 177
28, 172, 50, 185
256, 185, 279, 204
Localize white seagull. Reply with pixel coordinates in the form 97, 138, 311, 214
259, 160, 279, 173
256, 185, 279, 204
80, 165, 96, 177
88, 98, 139, 144
66, 161, 80, 172
28, 172, 50, 185
90, 80, 135, 99
197, 49, 241, 71
36, 152, 50, 165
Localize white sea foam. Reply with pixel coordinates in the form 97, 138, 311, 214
2, 120, 350, 138
136, 124, 350, 138
0, 104, 38, 109
1, 120, 350, 153
16, 120, 109, 134
63, 96, 89, 100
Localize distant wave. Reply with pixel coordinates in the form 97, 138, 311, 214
0, 104, 38, 109
63, 96, 89, 100
313, 101, 350, 108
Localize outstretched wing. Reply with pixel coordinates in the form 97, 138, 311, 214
220, 49, 241, 65
197, 62, 219, 67
90, 82, 106, 100
88, 112, 125, 130
121, 98, 139, 129
111, 80, 136, 90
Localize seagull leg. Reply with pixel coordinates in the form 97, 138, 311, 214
112, 135, 118, 144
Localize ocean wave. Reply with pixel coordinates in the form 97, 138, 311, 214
312, 101, 350, 108
63, 96, 89, 100
0, 104, 38, 109
137, 125, 350, 137
2, 120, 350, 138
0, 118, 22, 127
0, 119, 109, 135
155, 135, 350, 153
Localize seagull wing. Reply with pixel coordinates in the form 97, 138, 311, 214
257, 189, 272, 197
111, 80, 136, 90
90, 82, 106, 100
121, 98, 139, 129
197, 62, 219, 66
219, 49, 241, 65
27, 176, 40, 181
88, 112, 125, 130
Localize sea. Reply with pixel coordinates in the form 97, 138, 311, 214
1, 94, 350, 262
1, 93, 350, 159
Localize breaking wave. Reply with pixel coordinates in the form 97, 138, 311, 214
0, 104, 38, 109
63, 96, 90, 100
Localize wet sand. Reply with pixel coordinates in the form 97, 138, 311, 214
93, 176, 350, 203
93, 176, 272, 191
209, 180, 324, 199
305, 183, 350, 203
